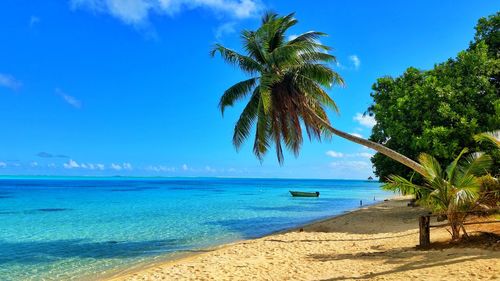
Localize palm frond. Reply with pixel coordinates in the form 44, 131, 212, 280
383, 174, 423, 196
210, 44, 262, 74
219, 78, 258, 115
456, 152, 493, 182
261, 11, 279, 24
445, 148, 469, 184
451, 188, 478, 211
253, 98, 271, 161
241, 30, 268, 64
296, 63, 343, 88
295, 76, 339, 113
267, 13, 297, 51
418, 153, 443, 180
232, 90, 260, 149
299, 52, 337, 63
474, 130, 500, 148
288, 31, 328, 44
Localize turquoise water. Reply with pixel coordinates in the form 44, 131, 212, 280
0, 177, 390, 280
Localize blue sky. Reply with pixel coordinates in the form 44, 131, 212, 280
0, 0, 498, 179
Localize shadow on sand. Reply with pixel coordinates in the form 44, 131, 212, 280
312, 243, 496, 280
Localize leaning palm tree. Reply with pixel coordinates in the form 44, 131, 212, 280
474, 130, 500, 149
211, 12, 425, 175
383, 148, 492, 240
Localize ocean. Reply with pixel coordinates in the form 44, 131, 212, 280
0, 177, 390, 280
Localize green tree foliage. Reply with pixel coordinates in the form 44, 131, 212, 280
472, 11, 499, 58
368, 13, 500, 181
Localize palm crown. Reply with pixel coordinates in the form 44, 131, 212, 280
211, 12, 344, 164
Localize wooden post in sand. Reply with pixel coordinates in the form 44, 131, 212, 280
419, 215, 430, 247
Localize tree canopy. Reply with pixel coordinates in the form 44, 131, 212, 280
368, 12, 500, 181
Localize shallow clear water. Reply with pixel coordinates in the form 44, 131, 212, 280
0, 177, 390, 280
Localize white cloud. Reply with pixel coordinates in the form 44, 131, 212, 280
205, 165, 216, 172
48, 163, 57, 168
56, 88, 82, 108
64, 159, 80, 169
30, 161, 39, 167
70, 0, 261, 26
0, 73, 22, 91
122, 162, 133, 170
109, 162, 132, 171
326, 150, 374, 159
353, 113, 376, 128
349, 55, 360, 69
326, 150, 344, 158
64, 159, 106, 170
182, 164, 188, 171
30, 16, 40, 27
147, 165, 175, 172
215, 21, 237, 39
0, 162, 6, 168
110, 163, 122, 171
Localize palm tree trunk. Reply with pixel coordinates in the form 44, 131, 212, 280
309, 110, 426, 176
326, 125, 426, 176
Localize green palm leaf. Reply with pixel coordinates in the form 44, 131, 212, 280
383, 174, 424, 196
455, 152, 492, 185
210, 44, 262, 74
219, 78, 258, 114
445, 148, 469, 183
418, 153, 443, 180
288, 31, 327, 44
233, 90, 260, 149
474, 130, 500, 148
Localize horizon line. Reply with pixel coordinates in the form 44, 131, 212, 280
0, 174, 380, 181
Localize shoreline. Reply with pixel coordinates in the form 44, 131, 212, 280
103, 196, 399, 281
105, 197, 499, 281
101, 197, 395, 281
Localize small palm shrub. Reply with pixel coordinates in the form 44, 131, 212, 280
383, 148, 492, 240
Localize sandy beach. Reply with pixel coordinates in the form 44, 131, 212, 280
107, 198, 500, 281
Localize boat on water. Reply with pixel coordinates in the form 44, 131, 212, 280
289, 191, 320, 197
